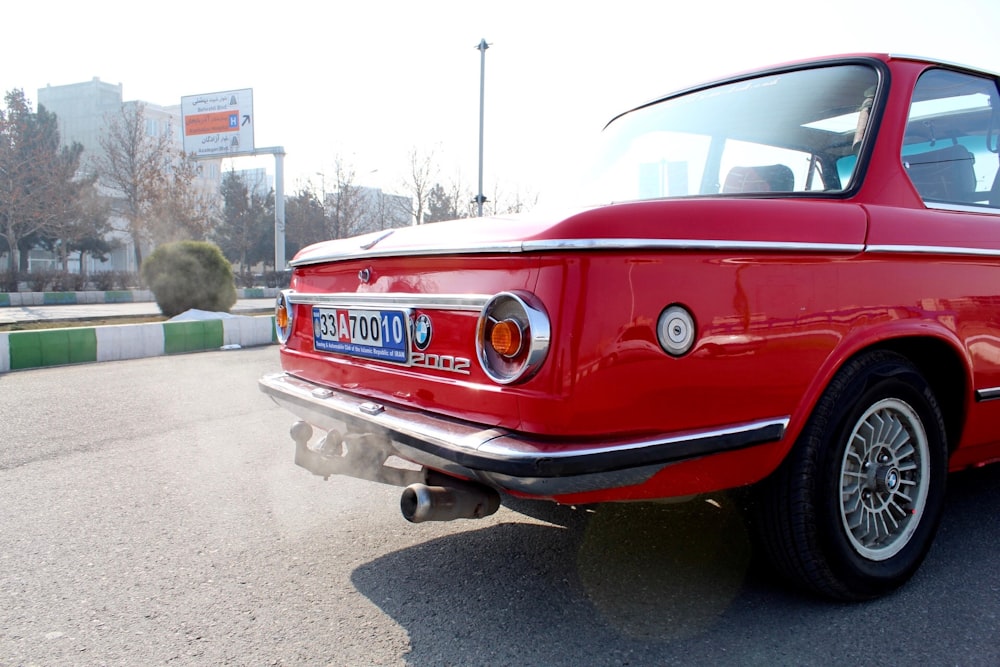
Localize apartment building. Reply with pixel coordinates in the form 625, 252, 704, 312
31, 78, 223, 274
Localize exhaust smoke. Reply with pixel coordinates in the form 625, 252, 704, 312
288, 420, 502, 522
289, 420, 423, 487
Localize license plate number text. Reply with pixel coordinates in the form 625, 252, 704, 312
312, 307, 409, 363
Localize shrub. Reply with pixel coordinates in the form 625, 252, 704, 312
27, 270, 55, 292
92, 271, 116, 291
52, 271, 87, 292
115, 271, 139, 290
263, 270, 291, 288
140, 241, 237, 318
1, 271, 18, 293
235, 271, 257, 289
50, 272, 69, 292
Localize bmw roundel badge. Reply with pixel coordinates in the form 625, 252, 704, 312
413, 314, 433, 350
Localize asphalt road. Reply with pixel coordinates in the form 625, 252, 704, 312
2, 347, 998, 666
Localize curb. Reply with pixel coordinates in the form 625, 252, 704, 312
0, 315, 277, 373
0, 290, 153, 307
0, 287, 279, 308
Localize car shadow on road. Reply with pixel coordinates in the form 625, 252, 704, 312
350, 464, 1000, 666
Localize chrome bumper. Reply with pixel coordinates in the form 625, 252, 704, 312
258, 371, 788, 497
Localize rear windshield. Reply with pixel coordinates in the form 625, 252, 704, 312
583, 64, 880, 203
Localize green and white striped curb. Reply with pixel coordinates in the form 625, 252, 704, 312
0, 315, 277, 372
0, 290, 154, 306
0, 287, 278, 307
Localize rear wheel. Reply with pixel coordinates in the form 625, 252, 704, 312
754, 350, 948, 600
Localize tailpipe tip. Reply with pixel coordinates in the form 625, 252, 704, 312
401, 482, 501, 523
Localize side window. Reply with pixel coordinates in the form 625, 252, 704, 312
903, 69, 1000, 209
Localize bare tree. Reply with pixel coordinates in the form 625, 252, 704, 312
448, 171, 476, 219
364, 187, 393, 231
399, 147, 437, 225
42, 175, 113, 274
485, 180, 539, 217
148, 152, 217, 245
64, 183, 114, 276
325, 159, 366, 239
93, 101, 173, 268
0, 89, 84, 288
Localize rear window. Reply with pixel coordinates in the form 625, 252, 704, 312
583, 64, 881, 204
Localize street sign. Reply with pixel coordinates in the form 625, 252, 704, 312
180, 88, 254, 158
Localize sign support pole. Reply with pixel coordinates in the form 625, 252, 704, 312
252, 146, 287, 272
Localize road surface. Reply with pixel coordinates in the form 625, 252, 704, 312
2, 347, 998, 665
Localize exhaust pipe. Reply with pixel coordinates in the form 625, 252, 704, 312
401, 481, 501, 523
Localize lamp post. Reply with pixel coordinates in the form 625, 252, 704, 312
475, 38, 489, 217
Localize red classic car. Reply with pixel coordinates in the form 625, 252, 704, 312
260, 54, 1000, 600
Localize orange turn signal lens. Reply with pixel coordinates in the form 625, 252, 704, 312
490, 319, 523, 358
274, 290, 295, 344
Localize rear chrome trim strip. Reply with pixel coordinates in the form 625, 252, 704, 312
291, 242, 524, 265
259, 371, 789, 495
288, 292, 491, 312
521, 239, 863, 253
289, 239, 864, 265
867, 244, 1000, 258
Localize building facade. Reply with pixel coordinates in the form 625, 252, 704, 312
23, 79, 223, 274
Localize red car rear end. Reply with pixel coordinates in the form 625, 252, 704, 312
261, 54, 1000, 599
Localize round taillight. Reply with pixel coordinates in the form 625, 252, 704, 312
275, 290, 294, 344
476, 292, 550, 384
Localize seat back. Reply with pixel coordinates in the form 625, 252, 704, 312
904, 144, 976, 202
722, 164, 795, 193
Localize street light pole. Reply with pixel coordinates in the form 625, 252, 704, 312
475, 38, 489, 217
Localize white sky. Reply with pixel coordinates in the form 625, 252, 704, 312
5, 0, 1000, 206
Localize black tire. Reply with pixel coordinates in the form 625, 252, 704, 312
753, 350, 948, 600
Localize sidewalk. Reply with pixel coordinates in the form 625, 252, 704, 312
0, 297, 278, 373
0, 298, 275, 325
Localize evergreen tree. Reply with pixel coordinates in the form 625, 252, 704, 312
426, 182, 465, 223
212, 170, 274, 282
284, 186, 326, 255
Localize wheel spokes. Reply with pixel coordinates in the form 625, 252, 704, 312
839, 399, 930, 560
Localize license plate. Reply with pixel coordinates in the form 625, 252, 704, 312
312, 307, 409, 363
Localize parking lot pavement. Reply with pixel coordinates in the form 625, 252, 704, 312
0, 298, 275, 325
